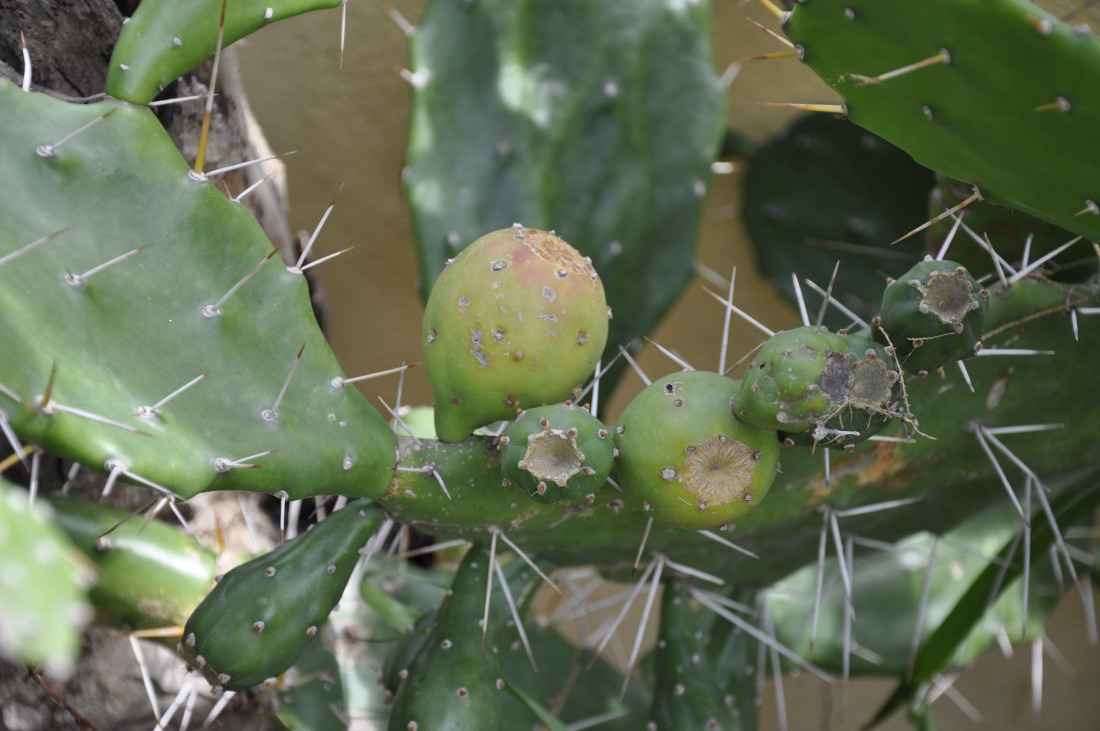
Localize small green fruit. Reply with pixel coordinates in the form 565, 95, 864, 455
422, 226, 610, 442
737, 325, 854, 433
615, 371, 779, 530
874, 258, 989, 375
498, 402, 613, 503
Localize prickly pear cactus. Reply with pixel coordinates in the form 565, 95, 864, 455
782, 0, 1100, 242
498, 401, 614, 503
874, 258, 989, 374
107, 0, 343, 104
422, 226, 609, 442
615, 371, 780, 530
178, 499, 384, 690
0, 79, 395, 500
405, 0, 725, 394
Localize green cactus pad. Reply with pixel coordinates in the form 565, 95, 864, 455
0, 81, 395, 500
743, 113, 934, 326
874, 258, 989, 374
422, 227, 609, 442
49, 494, 215, 628
387, 546, 505, 731
498, 402, 614, 504
615, 371, 780, 530
650, 579, 742, 730
405, 0, 724, 397
783, 0, 1100, 243
0, 480, 93, 678
178, 499, 384, 690
107, 0, 342, 104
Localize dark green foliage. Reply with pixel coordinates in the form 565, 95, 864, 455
784, 0, 1100, 242
743, 113, 934, 326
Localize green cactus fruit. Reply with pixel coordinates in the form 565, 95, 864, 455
388, 546, 504, 731
178, 499, 384, 691
777, 334, 902, 448
0, 480, 93, 678
874, 258, 989, 375
737, 325, 858, 433
405, 0, 724, 398
650, 579, 742, 730
107, 0, 342, 105
422, 226, 609, 442
49, 494, 215, 628
498, 402, 614, 504
614, 371, 779, 530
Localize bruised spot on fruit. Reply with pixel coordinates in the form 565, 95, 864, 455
915, 268, 981, 325
490, 260, 507, 271
817, 350, 854, 403
512, 349, 525, 361
542, 286, 556, 301
850, 351, 898, 406
523, 428, 585, 486
681, 433, 757, 505
458, 296, 470, 309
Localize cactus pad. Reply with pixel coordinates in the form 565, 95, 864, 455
107, 0, 342, 104
178, 499, 384, 691
783, 0, 1100, 243
0, 81, 396, 500
422, 226, 609, 442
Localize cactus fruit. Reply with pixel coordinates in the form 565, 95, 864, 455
614, 371, 780, 530
873, 258, 989, 375
498, 402, 614, 504
737, 325, 901, 446
177, 499, 384, 691
107, 0, 343, 104
387, 546, 505, 731
422, 226, 609, 442
404, 0, 724, 396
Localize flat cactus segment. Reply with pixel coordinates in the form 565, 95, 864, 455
49, 494, 215, 628
650, 579, 743, 730
387, 546, 505, 731
405, 0, 724, 395
783, 0, 1100, 242
422, 227, 609, 442
615, 371, 780, 530
178, 499, 384, 691
499, 402, 614, 503
107, 0, 342, 104
0, 480, 93, 678
0, 81, 395, 499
